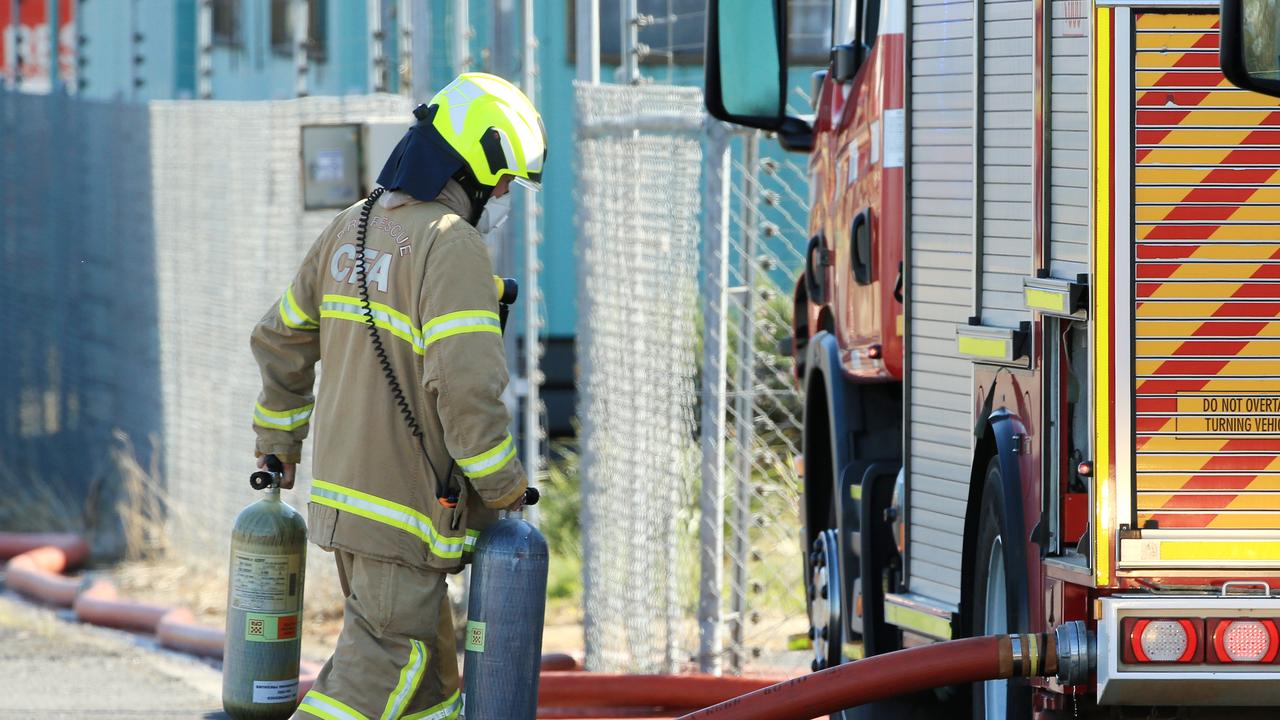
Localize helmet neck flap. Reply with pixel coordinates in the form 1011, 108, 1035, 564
375, 104, 494, 225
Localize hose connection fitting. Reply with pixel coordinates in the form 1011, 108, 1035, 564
1054, 620, 1097, 686
1001, 621, 1097, 685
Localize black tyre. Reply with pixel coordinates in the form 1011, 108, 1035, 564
970, 457, 1031, 720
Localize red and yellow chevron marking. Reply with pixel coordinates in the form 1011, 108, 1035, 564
1137, 12, 1220, 30
1135, 50, 1223, 69
1137, 128, 1280, 146
1139, 474, 1280, 491
1138, 283, 1280, 299
1135, 32, 1218, 51
1132, 14, 1280, 531
1136, 167, 1280, 185
1133, 436, 1280, 453
1138, 223, 1280, 242
1136, 147, 1280, 166
1137, 205, 1280, 223
1138, 263, 1280, 282
1136, 70, 1235, 90
1138, 187, 1280, 209
1136, 339, 1280, 356
1137, 511, 1280, 530
1135, 301, 1280, 319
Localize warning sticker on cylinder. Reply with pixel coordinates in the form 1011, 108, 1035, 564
465, 620, 486, 652
252, 679, 299, 704
231, 552, 301, 613
245, 612, 300, 642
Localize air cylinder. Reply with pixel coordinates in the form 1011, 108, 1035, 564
222, 462, 308, 719
462, 513, 549, 720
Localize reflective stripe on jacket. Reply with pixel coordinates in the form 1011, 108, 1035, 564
250, 181, 526, 571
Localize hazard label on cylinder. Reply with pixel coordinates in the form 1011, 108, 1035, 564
245, 612, 300, 642
252, 679, 299, 704
231, 552, 301, 613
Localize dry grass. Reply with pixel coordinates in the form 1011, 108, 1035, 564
84, 431, 168, 561
0, 462, 85, 534
0, 430, 170, 562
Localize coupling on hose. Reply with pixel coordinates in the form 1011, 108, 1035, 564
1002, 621, 1096, 683
1054, 620, 1096, 686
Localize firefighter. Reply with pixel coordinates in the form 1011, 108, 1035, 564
249, 72, 546, 720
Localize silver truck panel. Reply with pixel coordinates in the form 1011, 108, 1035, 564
1049, 0, 1092, 277
908, 0, 979, 606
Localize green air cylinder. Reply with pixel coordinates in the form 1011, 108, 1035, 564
222, 465, 308, 720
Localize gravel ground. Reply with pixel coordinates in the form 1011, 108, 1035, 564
0, 589, 226, 719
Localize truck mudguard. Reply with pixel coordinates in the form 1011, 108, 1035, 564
804, 330, 863, 521
962, 405, 1032, 636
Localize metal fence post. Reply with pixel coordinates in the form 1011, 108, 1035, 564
197, 0, 212, 99
409, 0, 431, 99
521, 0, 542, 525
397, 0, 412, 96
453, 0, 471, 73
367, 0, 385, 92
292, 0, 309, 97
698, 119, 732, 675
619, 0, 639, 84
129, 0, 142, 99
728, 130, 761, 673
575, 0, 599, 83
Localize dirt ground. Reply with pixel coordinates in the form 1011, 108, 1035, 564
0, 589, 223, 718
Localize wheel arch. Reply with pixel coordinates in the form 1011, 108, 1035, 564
959, 407, 1031, 638
801, 331, 849, 550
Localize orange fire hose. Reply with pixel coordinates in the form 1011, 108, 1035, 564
74, 579, 173, 633
0, 532, 90, 562
4, 545, 87, 606
678, 634, 1059, 720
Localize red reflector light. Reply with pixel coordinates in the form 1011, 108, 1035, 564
1209, 618, 1280, 664
1121, 617, 1203, 664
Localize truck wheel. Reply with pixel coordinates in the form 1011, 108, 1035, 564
809, 526, 843, 673
970, 457, 1030, 720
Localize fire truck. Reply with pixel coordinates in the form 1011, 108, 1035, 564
706, 0, 1280, 716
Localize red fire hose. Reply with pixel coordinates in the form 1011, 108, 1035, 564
678, 633, 1068, 720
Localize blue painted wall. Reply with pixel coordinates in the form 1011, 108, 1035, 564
70, 0, 816, 340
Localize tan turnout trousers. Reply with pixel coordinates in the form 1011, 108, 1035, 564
294, 551, 460, 720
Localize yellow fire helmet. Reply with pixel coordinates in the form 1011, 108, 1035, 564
426, 72, 546, 191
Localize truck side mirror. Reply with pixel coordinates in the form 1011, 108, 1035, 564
1220, 0, 1280, 98
705, 0, 814, 151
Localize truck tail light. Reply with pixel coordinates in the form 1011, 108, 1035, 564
1208, 619, 1279, 664
1121, 618, 1203, 663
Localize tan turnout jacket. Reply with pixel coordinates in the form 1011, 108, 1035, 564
250, 182, 526, 573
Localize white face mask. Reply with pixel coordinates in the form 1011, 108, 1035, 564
475, 193, 512, 235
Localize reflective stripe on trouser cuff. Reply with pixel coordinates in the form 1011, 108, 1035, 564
382, 640, 428, 720
421, 310, 501, 349
403, 690, 462, 720
254, 402, 314, 431
279, 286, 318, 329
457, 434, 516, 479
321, 295, 425, 354
298, 691, 370, 720
309, 480, 476, 559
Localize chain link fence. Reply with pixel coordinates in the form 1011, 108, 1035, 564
575, 82, 705, 674
573, 78, 814, 675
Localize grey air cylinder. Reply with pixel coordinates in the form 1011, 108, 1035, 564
223, 471, 308, 719
462, 517, 549, 720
